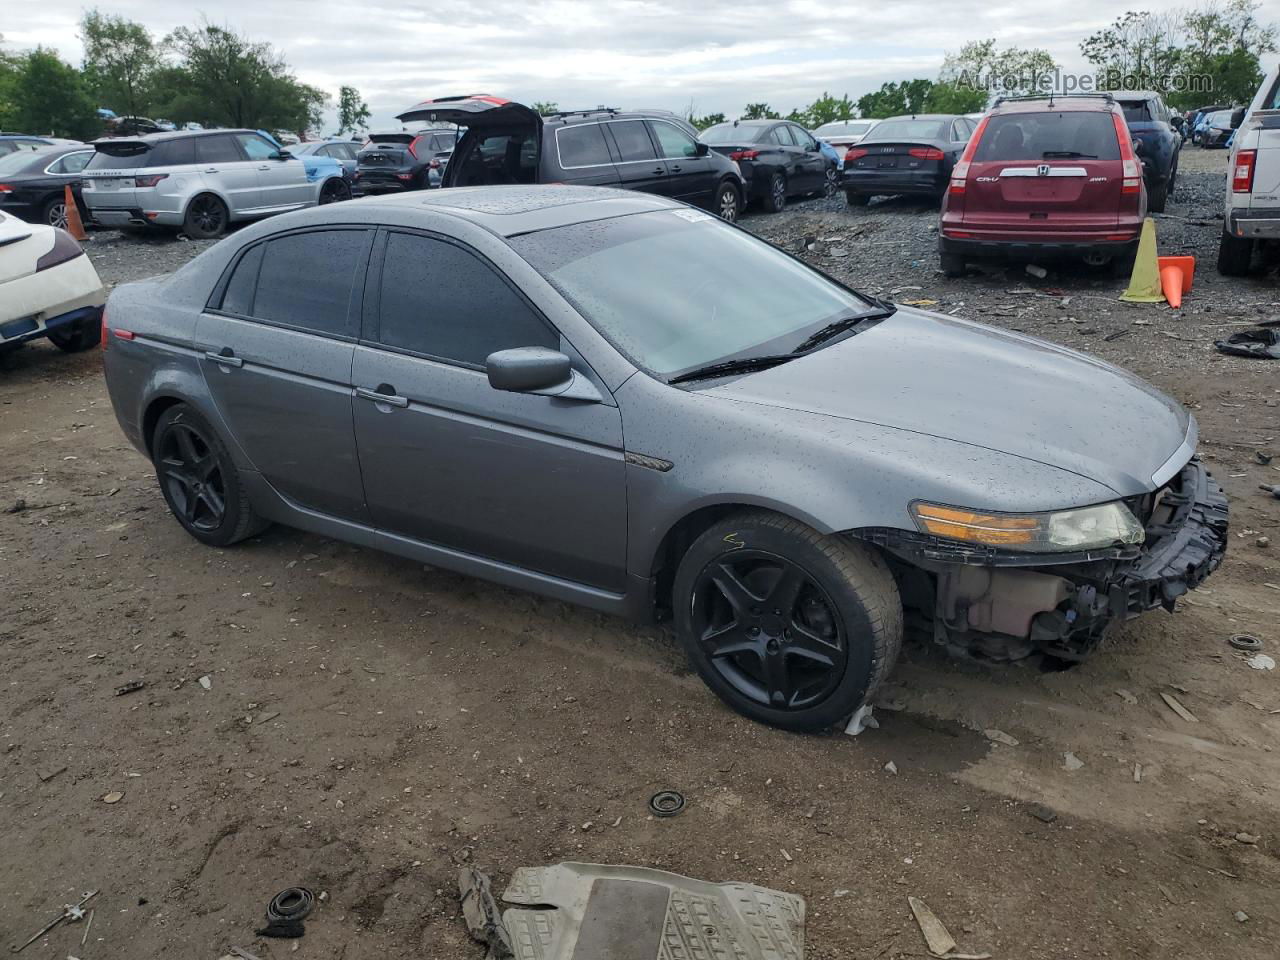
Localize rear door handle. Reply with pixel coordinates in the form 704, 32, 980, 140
257, 164, 271, 171
204, 167, 218, 174
356, 386, 409, 408
204, 349, 243, 368
652, 166, 665, 175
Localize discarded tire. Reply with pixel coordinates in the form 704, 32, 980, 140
648, 790, 686, 818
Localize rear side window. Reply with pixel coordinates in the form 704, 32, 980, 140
556, 123, 612, 167
608, 120, 657, 161
50, 152, 93, 174
149, 138, 196, 166
85, 145, 152, 170
242, 230, 370, 336
196, 135, 243, 164
770, 126, 795, 146
972, 113, 1121, 162
1120, 101, 1153, 123
220, 244, 264, 316
377, 232, 557, 366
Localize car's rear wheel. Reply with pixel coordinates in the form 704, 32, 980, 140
47, 317, 102, 352
845, 190, 869, 207
151, 403, 267, 547
823, 168, 838, 199
762, 172, 787, 213
42, 196, 69, 230
319, 178, 351, 204
1147, 178, 1168, 213
673, 511, 902, 731
1217, 228, 1253, 276
940, 252, 966, 278
183, 194, 228, 240
714, 180, 742, 222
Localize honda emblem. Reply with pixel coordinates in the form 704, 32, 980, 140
1036, 163, 1051, 176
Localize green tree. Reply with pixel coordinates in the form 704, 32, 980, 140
941, 38, 1057, 97
784, 107, 811, 125
805, 92, 856, 126
857, 79, 934, 118
924, 82, 987, 114
530, 100, 559, 115
336, 85, 370, 135
0, 35, 21, 130
9, 47, 98, 138
686, 110, 726, 130
79, 10, 157, 118
742, 102, 779, 119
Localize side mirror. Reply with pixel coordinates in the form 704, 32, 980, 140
486, 347, 604, 402
1171, 115, 1184, 129
274, 150, 293, 160
695, 141, 709, 157
1231, 107, 1246, 130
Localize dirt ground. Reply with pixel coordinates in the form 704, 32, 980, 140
2, 146, 1277, 960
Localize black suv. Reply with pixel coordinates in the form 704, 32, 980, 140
700, 119, 838, 212
397, 96, 747, 221
355, 130, 456, 194
1108, 90, 1181, 212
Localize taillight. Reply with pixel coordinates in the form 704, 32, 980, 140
1233, 149, 1256, 193
35, 228, 84, 271
134, 173, 169, 188
408, 137, 422, 159
908, 147, 944, 160
429, 158, 441, 169
1112, 112, 1142, 194
844, 148, 868, 162
0, 184, 12, 194
949, 115, 989, 195
396, 173, 413, 181
728, 150, 760, 161
100, 308, 108, 351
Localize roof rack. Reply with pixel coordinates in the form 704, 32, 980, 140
547, 107, 619, 119
992, 92, 1115, 107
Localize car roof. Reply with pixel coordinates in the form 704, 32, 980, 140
94, 129, 259, 147
1106, 90, 1161, 102
542, 109, 692, 130
0, 133, 53, 141
990, 98, 1116, 115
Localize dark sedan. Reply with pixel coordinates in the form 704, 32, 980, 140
701, 119, 837, 212
1201, 110, 1234, 148
841, 114, 976, 206
0, 144, 95, 228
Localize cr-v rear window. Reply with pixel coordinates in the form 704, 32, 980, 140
85, 143, 152, 170
973, 113, 1121, 162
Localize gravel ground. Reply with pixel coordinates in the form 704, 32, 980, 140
1, 145, 1278, 960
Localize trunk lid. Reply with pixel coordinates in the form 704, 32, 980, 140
80, 139, 150, 207
845, 140, 947, 175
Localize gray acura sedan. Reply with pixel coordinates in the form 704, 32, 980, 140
102, 186, 1228, 731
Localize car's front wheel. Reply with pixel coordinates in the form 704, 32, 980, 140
319, 178, 352, 204
714, 180, 742, 222
151, 403, 267, 547
673, 511, 902, 731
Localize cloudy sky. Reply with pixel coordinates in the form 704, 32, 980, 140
10, 1, 1280, 129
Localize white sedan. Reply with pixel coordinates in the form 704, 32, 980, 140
0, 213, 104, 353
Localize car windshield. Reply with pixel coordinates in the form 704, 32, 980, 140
700, 123, 765, 144
509, 210, 875, 378
865, 119, 949, 141
972, 113, 1120, 161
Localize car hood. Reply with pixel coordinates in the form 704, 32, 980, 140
704, 307, 1190, 497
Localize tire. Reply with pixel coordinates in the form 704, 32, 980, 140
713, 180, 742, 222
1147, 178, 1168, 213
151, 403, 267, 547
845, 190, 869, 207
1217, 228, 1253, 276
47, 317, 101, 352
761, 172, 787, 213
940, 252, 966, 278
673, 511, 902, 732
823, 168, 838, 199
183, 194, 228, 240
319, 178, 351, 204
42, 195, 69, 230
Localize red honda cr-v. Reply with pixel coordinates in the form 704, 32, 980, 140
938, 95, 1147, 277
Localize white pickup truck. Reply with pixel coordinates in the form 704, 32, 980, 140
1219, 64, 1280, 274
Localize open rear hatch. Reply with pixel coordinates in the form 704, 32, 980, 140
396, 95, 542, 131
398, 95, 541, 188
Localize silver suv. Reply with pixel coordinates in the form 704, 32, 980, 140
82, 129, 346, 239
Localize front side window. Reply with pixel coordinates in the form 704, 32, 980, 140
608, 120, 657, 161
236, 134, 279, 160
377, 232, 557, 366
510, 211, 873, 378
650, 121, 698, 159
230, 230, 369, 336
556, 123, 612, 167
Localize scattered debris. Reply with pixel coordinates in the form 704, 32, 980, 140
101, 791, 124, 804
1025, 264, 1048, 279
1235, 910, 1250, 923
844, 704, 878, 736
908, 896, 958, 957
883, 760, 898, 775
1115, 689, 1138, 705
114, 680, 146, 696
11, 890, 97, 954
37, 765, 67, 783
197, 675, 212, 690
1028, 804, 1058, 824
459, 867, 514, 959
4, 498, 26, 514
1134, 763, 1143, 783
983, 729, 1019, 747
648, 790, 686, 818
1246, 653, 1275, 671
780, 848, 793, 862
1257, 451, 1274, 465
1215, 328, 1280, 359
81, 907, 93, 946
1235, 832, 1260, 844
228, 948, 265, 960
1229, 634, 1263, 652
1063, 752, 1085, 771
1160, 692, 1199, 723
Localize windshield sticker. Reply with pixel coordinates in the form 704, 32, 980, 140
670, 209, 714, 223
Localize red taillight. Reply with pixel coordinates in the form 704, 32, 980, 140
396, 173, 413, 181
1112, 112, 1143, 195
0, 184, 12, 194
1233, 149, 1256, 193
429, 158, 441, 169
113, 328, 135, 341
844, 148, 868, 162
943, 230, 973, 238
100, 308, 108, 351
908, 147, 944, 160
134, 173, 168, 188
408, 137, 422, 160
949, 114, 990, 195
728, 150, 760, 161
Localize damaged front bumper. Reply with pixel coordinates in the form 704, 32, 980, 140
859, 458, 1229, 661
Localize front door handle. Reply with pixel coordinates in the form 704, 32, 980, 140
204, 349, 243, 368
258, 164, 271, 171
356, 386, 409, 408
204, 167, 218, 174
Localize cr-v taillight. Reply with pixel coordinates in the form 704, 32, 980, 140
949, 115, 989, 194
1233, 149, 1256, 192
1112, 112, 1142, 194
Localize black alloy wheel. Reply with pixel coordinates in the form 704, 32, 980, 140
184, 195, 227, 239
319, 179, 351, 204
157, 421, 227, 533
823, 168, 838, 199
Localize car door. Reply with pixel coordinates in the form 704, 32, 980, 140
550, 122, 622, 187
604, 119, 670, 195
196, 134, 260, 213
236, 132, 310, 209
784, 124, 826, 192
195, 227, 374, 522
351, 229, 628, 591
648, 119, 716, 202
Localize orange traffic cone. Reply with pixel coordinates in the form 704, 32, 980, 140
1157, 255, 1195, 309
63, 184, 88, 241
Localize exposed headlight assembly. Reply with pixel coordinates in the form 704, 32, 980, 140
911, 501, 1145, 553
